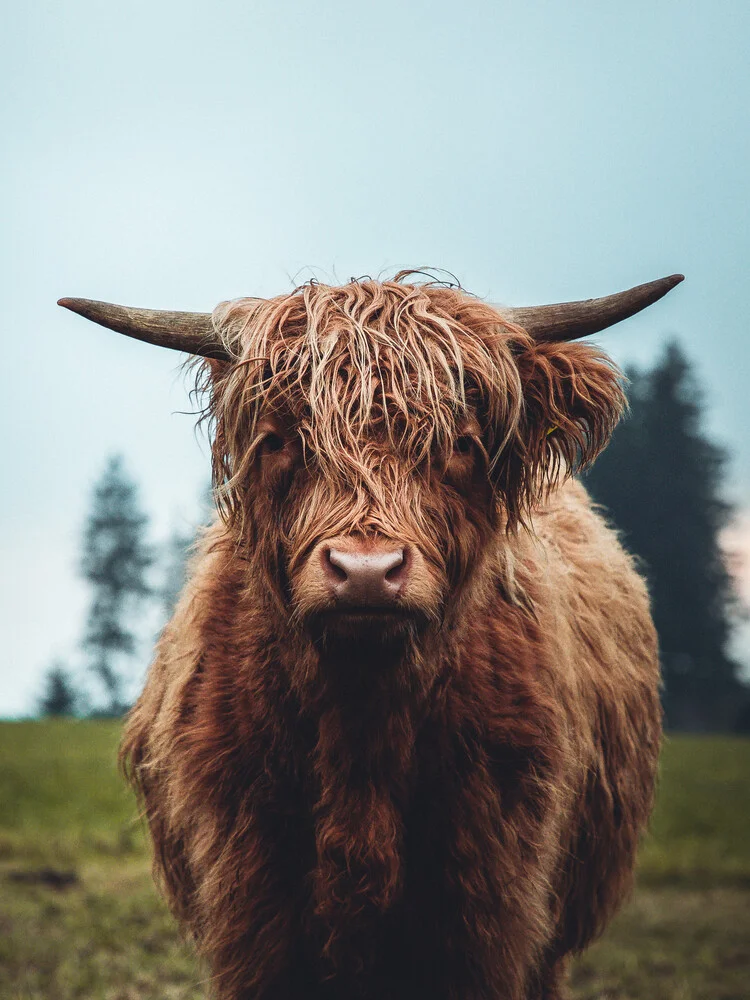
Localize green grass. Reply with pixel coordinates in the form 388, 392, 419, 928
570, 887, 750, 999
0, 719, 143, 863
639, 735, 750, 886
0, 863, 200, 1000
1, 721, 749, 999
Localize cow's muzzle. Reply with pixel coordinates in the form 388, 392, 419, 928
322, 543, 410, 609
293, 533, 440, 641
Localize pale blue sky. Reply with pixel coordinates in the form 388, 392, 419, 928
2, 0, 749, 714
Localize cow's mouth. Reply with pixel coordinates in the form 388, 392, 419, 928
313, 605, 422, 643
329, 606, 409, 617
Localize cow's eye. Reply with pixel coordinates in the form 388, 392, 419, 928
453, 435, 474, 456
259, 432, 285, 455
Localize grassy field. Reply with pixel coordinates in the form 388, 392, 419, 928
1, 721, 749, 999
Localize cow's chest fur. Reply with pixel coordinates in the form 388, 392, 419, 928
257, 640, 566, 1000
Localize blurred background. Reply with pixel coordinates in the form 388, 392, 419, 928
1, 1, 748, 997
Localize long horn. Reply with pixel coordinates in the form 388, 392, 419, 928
498, 274, 684, 342
57, 298, 229, 360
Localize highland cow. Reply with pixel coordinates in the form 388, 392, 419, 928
59, 272, 682, 1000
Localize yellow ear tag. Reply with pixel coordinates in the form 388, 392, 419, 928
546, 425, 558, 436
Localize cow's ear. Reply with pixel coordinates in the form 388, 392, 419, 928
493, 341, 626, 526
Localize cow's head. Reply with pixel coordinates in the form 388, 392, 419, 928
59, 273, 682, 651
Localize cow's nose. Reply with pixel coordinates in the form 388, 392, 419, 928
324, 546, 408, 606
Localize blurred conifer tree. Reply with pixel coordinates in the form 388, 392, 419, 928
586, 341, 744, 730
38, 662, 79, 717
80, 455, 153, 716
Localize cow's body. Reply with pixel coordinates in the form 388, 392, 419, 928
57, 273, 680, 998
123, 478, 660, 1000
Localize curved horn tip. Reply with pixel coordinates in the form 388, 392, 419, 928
58, 297, 102, 317
663, 273, 685, 289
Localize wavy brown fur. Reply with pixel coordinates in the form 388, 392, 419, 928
122, 275, 661, 1000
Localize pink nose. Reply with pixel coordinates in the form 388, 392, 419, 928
323, 545, 409, 606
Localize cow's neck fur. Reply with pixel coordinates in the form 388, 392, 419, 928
303, 642, 433, 961
245, 577, 465, 965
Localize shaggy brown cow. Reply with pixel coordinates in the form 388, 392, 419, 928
59, 272, 681, 1000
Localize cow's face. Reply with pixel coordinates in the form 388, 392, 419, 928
204, 279, 624, 648
243, 408, 496, 646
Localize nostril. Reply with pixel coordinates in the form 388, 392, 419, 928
384, 548, 407, 584
325, 548, 348, 583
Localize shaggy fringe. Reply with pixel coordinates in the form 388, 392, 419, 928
193, 274, 625, 537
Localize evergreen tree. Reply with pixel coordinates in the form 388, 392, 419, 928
586, 342, 743, 730
81, 455, 153, 716
39, 662, 79, 717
